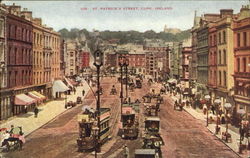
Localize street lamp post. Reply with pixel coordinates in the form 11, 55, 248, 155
205, 94, 211, 127
93, 126, 99, 158
224, 102, 232, 142
124, 58, 129, 99
93, 49, 103, 153
238, 108, 246, 154
119, 55, 125, 119
214, 98, 221, 134
64, 91, 67, 109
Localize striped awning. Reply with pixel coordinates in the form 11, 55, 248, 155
15, 94, 36, 106
52, 80, 70, 97
31, 91, 46, 100
64, 77, 74, 88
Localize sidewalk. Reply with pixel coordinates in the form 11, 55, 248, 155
167, 94, 250, 158
0, 80, 90, 137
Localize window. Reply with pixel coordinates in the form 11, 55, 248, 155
237, 33, 241, 47
223, 31, 226, 43
223, 50, 226, 65
224, 71, 227, 87
243, 58, 246, 72
237, 58, 240, 72
70, 59, 74, 66
218, 50, 221, 65
15, 71, 18, 86
14, 48, 17, 65
219, 71, 221, 85
70, 52, 74, 57
243, 32, 247, 46
0, 20, 4, 38
210, 35, 212, 46
214, 71, 216, 84
219, 32, 221, 44
214, 34, 216, 45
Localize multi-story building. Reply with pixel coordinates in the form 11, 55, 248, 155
60, 39, 66, 77
6, 4, 34, 115
181, 47, 192, 81
196, 14, 220, 95
144, 45, 170, 81
171, 42, 182, 80
208, 22, 218, 102
0, 3, 10, 120
65, 41, 78, 77
190, 11, 201, 84
215, 9, 235, 107
233, 5, 250, 117
81, 51, 90, 69
32, 17, 61, 98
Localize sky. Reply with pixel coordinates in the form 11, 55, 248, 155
2, 0, 248, 32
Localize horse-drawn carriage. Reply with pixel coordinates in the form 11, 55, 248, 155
65, 101, 77, 108
77, 107, 111, 152
76, 97, 83, 104
0, 127, 25, 152
142, 117, 164, 157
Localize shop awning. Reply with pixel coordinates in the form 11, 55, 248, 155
52, 80, 70, 97
64, 77, 74, 88
27, 93, 41, 103
28, 91, 46, 102
68, 78, 78, 86
31, 91, 46, 100
15, 94, 36, 106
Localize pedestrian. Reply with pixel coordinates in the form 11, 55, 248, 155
211, 105, 215, 115
123, 145, 129, 158
34, 107, 39, 118
82, 89, 85, 96
73, 87, 76, 94
9, 125, 14, 135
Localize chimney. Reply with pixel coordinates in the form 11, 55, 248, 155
220, 9, 233, 18
33, 18, 42, 25
21, 8, 32, 21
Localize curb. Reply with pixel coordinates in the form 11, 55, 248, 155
183, 107, 242, 158
25, 86, 90, 138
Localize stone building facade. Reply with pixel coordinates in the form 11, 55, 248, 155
208, 22, 218, 102
233, 5, 250, 117
144, 46, 170, 81
196, 14, 220, 95
215, 9, 235, 107
0, 3, 10, 120
181, 47, 192, 81
6, 4, 34, 115
65, 41, 78, 77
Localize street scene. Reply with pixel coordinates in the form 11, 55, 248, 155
0, 1, 250, 158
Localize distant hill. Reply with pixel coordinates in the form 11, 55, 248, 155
58, 28, 191, 45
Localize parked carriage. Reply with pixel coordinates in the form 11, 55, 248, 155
0, 127, 25, 152
65, 101, 77, 108
142, 117, 164, 157
77, 108, 110, 152
76, 97, 83, 104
